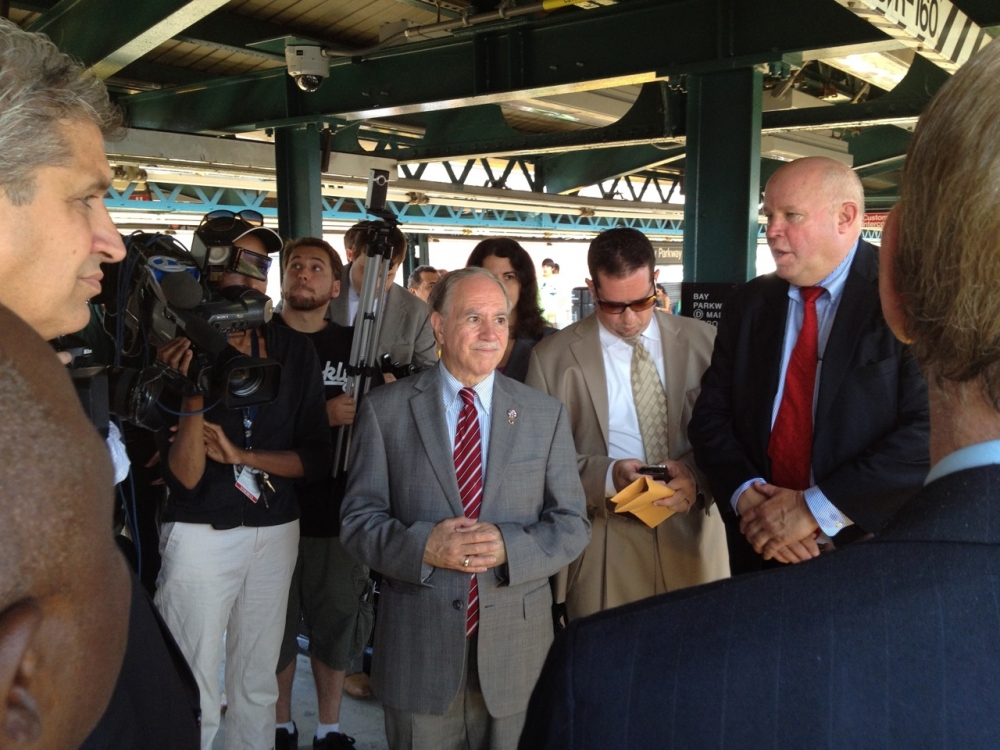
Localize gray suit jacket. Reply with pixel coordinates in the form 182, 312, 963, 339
340, 364, 590, 717
328, 265, 438, 370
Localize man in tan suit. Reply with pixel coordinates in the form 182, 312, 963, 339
527, 228, 728, 620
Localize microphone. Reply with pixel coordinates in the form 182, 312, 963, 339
159, 271, 204, 310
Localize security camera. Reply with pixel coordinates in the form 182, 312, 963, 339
285, 45, 329, 93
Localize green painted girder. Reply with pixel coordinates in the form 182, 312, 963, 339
956, 0, 1000, 25
844, 125, 913, 169
855, 155, 906, 180
113, 59, 216, 88
539, 144, 685, 195
404, 80, 684, 163
27, 0, 231, 79
762, 54, 949, 131
175, 13, 294, 62
121, 0, 887, 134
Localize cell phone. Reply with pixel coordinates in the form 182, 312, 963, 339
639, 464, 668, 481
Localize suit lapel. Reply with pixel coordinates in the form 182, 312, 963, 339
752, 278, 790, 460
815, 242, 879, 425
377, 284, 405, 355
569, 316, 611, 449
410, 366, 465, 517
328, 262, 352, 326
482, 375, 518, 512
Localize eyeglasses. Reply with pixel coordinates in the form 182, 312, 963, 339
594, 292, 657, 315
228, 246, 272, 281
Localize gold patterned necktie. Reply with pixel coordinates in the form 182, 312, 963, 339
626, 335, 669, 464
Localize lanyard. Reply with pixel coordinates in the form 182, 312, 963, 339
241, 330, 260, 450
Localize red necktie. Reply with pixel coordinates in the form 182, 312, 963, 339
454, 387, 482, 637
768, 286, 824, 490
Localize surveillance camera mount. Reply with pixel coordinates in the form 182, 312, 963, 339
285, 45, 330, 93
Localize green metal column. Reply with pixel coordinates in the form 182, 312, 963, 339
683, 68, 762, 283
404, 233, 430, 281
274, 124, 323, 242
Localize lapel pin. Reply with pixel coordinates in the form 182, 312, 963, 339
507, 408, 517, 425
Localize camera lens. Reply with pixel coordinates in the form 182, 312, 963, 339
227, 366, 265, 398
296, 74, 324, 92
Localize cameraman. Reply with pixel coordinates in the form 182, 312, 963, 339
154, 213, 331, 750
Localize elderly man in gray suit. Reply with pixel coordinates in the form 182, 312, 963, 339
341, 266, 591, 750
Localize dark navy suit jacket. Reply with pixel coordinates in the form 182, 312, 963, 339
688, 241, 930, 573
521, 464, 1000, 749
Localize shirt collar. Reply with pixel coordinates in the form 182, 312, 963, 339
788, 238, 858, 303
925, 439, 1000, 485
440, 362, 495, 414
597, 315, 661, 350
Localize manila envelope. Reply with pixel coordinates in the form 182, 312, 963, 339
610, 476, 676, 528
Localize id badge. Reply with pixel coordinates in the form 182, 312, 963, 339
235, 465, 261, 503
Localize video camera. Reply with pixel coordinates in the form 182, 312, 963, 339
66, 229, 282, 430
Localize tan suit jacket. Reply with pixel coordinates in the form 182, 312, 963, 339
526, 311, 729, 619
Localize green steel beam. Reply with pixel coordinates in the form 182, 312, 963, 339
683, 68, 762, 284
27, 0, 230, 78
763, 54, 949, 132
122, 0, 887, 134
113, 59, 216, 88
175, 13, 294, 61
539, 144, 685, 195
855, 155, 906, 180
844, 125, 913, 168
274, 124, 323, 240
955, 0, 1000, 25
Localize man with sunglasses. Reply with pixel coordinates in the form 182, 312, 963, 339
154, 212, 332, 750
527, 228, 729, 621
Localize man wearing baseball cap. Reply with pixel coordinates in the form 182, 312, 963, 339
154, 209, 332, 750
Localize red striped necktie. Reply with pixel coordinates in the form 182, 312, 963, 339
768, 286, 824, 490
455, 387, 483, 637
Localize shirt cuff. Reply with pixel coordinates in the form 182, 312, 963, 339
605, 462, 617, 498
803, 486, 853, 536
420, 562, 434, 582
731, 478, 766, 515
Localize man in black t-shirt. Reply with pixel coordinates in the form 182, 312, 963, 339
273, 237, 375, 750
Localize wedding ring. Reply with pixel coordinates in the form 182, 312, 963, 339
462, 557, 470, 568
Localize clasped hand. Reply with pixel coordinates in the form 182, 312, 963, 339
738, 482, 821, 564
423, 516, 507, 573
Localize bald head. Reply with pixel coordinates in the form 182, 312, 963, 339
763, 156, 864, 287
0, 304, 128, 747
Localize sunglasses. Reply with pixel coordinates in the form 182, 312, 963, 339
201, 209, 265, 231
594, 292, 657, 315
228, 246, 272, 281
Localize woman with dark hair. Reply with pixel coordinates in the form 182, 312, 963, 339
466, 237, 556, 382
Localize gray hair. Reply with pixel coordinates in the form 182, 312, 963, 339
0, 18, 123, 205
427, 266, 509, 318
896, 39, 1000, 410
